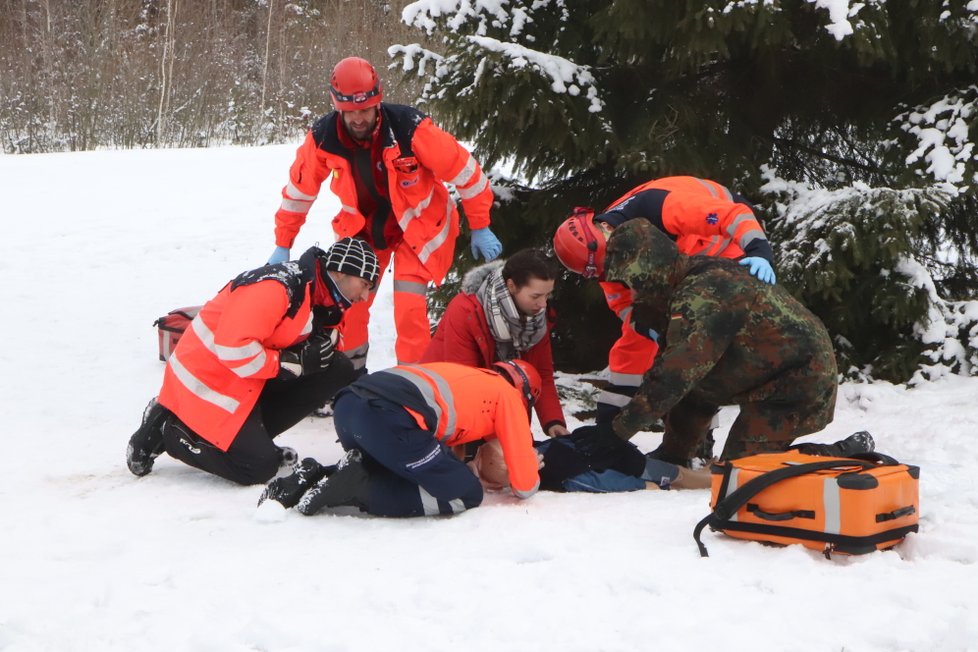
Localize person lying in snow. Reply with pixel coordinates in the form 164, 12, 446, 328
417, 247, 711, 492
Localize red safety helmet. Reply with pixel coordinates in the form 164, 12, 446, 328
552, 207, 605, 278
492, 360, 543, 411
329, 57, 383, 111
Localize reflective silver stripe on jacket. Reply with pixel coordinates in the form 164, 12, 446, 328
392, 280, 428, 296
416, 196, 454, 264
192, 316, 268, 379
513, 480, 540, 499
448, 154, 477, 187
397, 188, 435, 231
456, 170, 489, 200
726, 212, 756, 239
279, 182, 318, 214
168, 350, 241, 414
690, 235, 733, 257
694, 177, 720, 198
280, 199, 313, 213
384, 365, 457, 441
596, 390, 633, 408
286, 182, 317, 201
609, 372, 644, 388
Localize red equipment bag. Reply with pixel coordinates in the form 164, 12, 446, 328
154, 306, 202, 361
694, 450, 919, 558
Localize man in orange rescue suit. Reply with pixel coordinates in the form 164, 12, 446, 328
258, 361, 542, 517
552, 176, 776, 460
126, 238, 379, 485
267, 56, 502, 370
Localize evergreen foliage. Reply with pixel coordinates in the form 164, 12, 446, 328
396, 0, 978, 381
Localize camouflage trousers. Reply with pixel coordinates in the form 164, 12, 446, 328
658, 359, 839, 462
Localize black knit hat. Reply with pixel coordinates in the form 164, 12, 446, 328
321, 237, 379, 286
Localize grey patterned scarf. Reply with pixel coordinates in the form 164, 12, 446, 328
476, 269, 547, 360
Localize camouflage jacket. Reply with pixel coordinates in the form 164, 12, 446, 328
602, 220, 836, 439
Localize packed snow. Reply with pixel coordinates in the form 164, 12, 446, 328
1, 145, 977, 652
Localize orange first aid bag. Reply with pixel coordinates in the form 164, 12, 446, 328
154, 306, 202, 362
694, 450, 919, 558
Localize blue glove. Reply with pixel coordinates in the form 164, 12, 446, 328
268, 246, 290, 265
470, 227, 502, 261
739, 257, 776, 285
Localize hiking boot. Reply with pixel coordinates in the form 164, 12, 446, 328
126, 398, 169, 477
690, 429, 716, 465
295, 449, 369, 516
311, 405, 333, 419
794, 431, 876, 458
833, 431, 876, 457
258, 457, 336, 508
277, 446, 299, 467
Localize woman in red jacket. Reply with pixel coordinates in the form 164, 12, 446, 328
421, 248, 568, 437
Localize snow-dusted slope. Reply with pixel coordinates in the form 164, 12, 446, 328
0, 146, 975, 652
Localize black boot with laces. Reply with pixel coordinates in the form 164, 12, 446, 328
258, 458, 336, 509
126, 398, 170, 477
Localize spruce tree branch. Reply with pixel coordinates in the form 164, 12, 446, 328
770, 135, 897, 176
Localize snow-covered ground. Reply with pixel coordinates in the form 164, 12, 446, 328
1, 145, 976, 652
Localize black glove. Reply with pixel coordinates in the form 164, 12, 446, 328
279, 333, 336, 377
571, 423, 646, 476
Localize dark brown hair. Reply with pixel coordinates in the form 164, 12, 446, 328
502, 248, 557, 288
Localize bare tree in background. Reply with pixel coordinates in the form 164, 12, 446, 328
0, 0, 425, 153
155, 0, 177, 146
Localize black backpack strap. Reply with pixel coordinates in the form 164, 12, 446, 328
694, 458, 882, 557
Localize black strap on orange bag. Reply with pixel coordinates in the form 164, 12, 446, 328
693, 453, 916, 557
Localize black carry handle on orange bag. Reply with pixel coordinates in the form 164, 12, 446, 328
694, 452, 918, 558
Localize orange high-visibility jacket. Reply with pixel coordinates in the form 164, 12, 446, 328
602, 176, 766, 259
274, 104, 493, 285
158, 268, 324, 451
597, 177, 770, 404
350, 362, 541, 498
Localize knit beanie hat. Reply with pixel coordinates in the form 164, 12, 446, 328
321, 237, 380, 286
